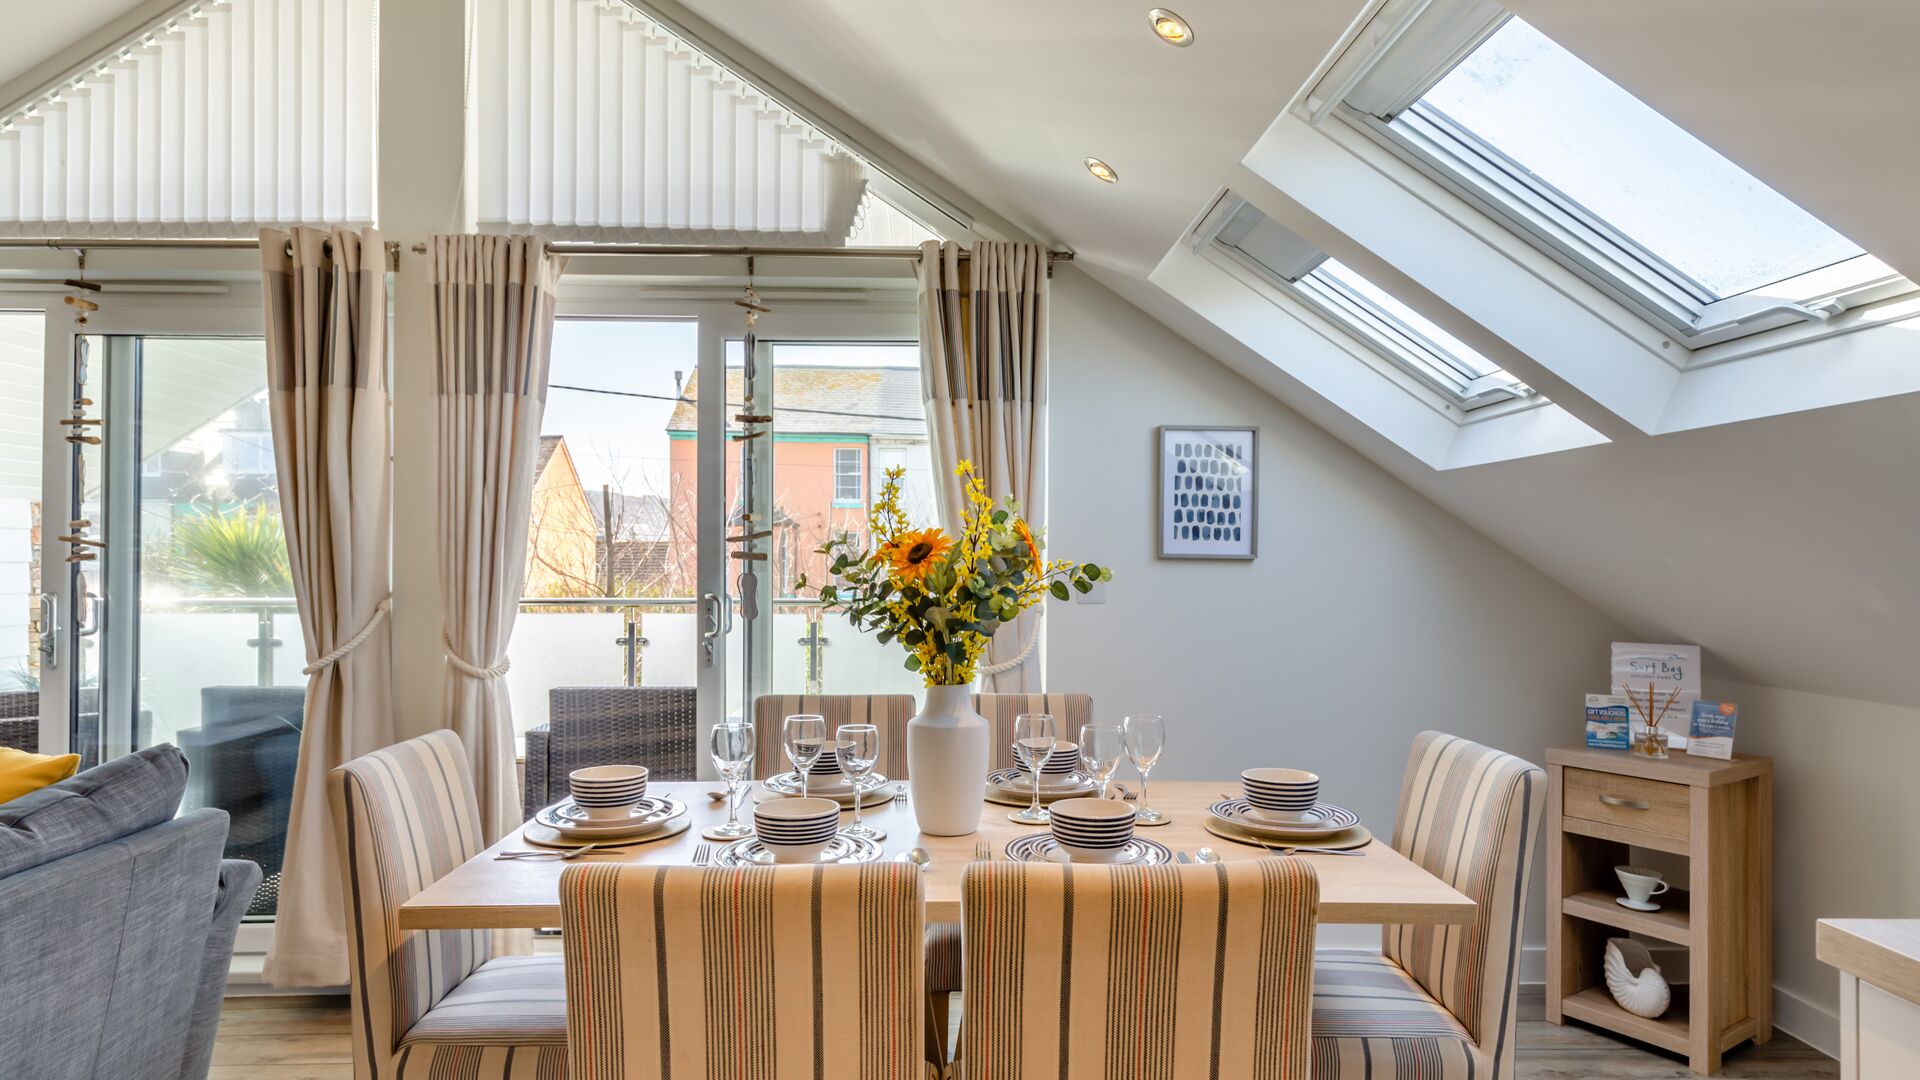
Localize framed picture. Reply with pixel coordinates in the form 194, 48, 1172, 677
1157, 426, 1256, 560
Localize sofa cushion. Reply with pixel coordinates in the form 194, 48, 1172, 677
0, 747, 80, 803
0, 744, 190, 879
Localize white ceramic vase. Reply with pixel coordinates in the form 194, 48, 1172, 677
906, 683, 989, 835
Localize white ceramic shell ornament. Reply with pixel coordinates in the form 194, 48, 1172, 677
1604, 938, 1671, 1018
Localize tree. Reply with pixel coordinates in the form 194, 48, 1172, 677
160, 506, 293, 596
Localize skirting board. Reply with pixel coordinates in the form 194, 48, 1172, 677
1513, 943, 1840, 1060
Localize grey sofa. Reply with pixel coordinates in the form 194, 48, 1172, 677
523, 685, 697, 818
0, 744, 262, 1080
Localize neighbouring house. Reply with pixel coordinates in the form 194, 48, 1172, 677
589, 491, 676, 595
665, 365, 932, 596
524, 435, 601, 597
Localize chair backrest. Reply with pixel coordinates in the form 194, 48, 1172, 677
972, 693, 1094, 770
958, 860, 1319, 1080
329, 731, 492, 1073
550, 685, 698, 780
1384, 730, 1545, 1075
750, 694, 916, 779
559, 863, 925, 1080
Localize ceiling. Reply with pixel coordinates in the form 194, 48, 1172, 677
0, 0, 153, 97
675, 0, 1920, 707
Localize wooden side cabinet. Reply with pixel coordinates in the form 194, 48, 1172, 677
1818, 920, 1920, 1080
1545, 747, 1773, 1075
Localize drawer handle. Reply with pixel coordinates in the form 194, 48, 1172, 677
1598, 794, 1650, 810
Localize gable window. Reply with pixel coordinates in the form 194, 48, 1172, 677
1324, 2, 1911, 346
833, 447, 865, 505
1209, 197, 1529, 410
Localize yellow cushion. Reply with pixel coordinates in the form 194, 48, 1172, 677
0, 747, 82, 804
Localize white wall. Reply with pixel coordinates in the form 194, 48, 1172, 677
1043, 267, 1628, 946
1703, 677, 1920, 1056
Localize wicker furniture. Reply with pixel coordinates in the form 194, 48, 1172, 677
1545, 746, 1772, 1074
176, 686, 304, 916
522, 685, 697, 819
0, 690, 35, 753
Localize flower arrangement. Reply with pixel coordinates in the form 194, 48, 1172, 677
795, 461, 1110, 686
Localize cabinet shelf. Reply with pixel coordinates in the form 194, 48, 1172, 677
1563, 887, 1691, 945
1561, 985, 1691, 1056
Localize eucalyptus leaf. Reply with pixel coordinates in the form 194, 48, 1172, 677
1050, 581, 1070, 601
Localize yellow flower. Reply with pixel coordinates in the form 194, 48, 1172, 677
1014, 518, 1041, 568
887, 528, 954, 585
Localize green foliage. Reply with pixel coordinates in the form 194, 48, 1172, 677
161, 506, 294, 596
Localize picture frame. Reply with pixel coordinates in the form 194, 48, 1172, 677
1157, 425, 1257, 560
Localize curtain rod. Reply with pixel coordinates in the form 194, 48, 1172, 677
403, 241, 1075, 264
0, 236, 404, 268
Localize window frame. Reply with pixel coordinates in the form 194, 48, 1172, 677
831, 445, 866, 507
1327, 6, 1915, 351
1201, 195, 1532, 412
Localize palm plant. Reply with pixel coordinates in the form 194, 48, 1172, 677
162, 506, 294, 596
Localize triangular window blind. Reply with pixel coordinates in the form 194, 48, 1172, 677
0, 0, 376, 237
475, 0, 909, 246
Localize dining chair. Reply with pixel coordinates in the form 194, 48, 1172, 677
750, 693, 916, 780
1310, 730, 1545, 1079
558, 862, 925, 1079
971, 692, 1094, 771
329, 731, 567, 1079
956, 859, 1320, 1080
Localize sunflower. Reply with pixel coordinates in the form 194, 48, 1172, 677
1014, 518, 1042, 569
887, 527, 954, 584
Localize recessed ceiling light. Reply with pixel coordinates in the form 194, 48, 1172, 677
1149, 8, 1194, 47
1084, 157, 1119, 184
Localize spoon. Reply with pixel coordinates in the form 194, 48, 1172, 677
1194, 846, 1223, 864
895, 846, 932, 871
497, 841, 599, 861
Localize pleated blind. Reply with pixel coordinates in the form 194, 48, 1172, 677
474, 0, 869, 245
0, 0, 376, 237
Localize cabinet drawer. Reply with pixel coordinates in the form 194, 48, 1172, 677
1563, 768, 1690, 842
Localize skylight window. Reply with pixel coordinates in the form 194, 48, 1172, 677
1211, 199, 1528, 410
1410, 18, 1861, 301
1323, 3, 1907, 342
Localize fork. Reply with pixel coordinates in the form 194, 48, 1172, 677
692, 843, 712, 866
1116, 784, 1137, 801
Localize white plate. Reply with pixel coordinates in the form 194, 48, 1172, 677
986, 768, 1093, 794
1004, 833, 1170, 866
1206, 799, 1359, 839
535, 797, 686, 837
715, 832, 883, 866
1616, 897, 1663, 912
763, 771, 883, 795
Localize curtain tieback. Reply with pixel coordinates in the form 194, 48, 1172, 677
302, 598, 394, 676
979, 605, 1042, 676
443, 628, 512, 680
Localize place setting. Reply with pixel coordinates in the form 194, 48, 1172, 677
712, 797, 888, 866
987, 713, 1101, 821
759, 713, 898, 814
1001, 797, 1172, 865
513, 764, 691, 854
1202, 768, 1373, 853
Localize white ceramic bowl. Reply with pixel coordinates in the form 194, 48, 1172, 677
754, 796, 840, 858
568, 765, 649, 819
1242, 768, 1319, 821
1049, 797, 1136, 851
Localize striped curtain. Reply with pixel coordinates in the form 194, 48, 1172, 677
258, 226, 395, 988
432, 234, 569, 841
918, 241, 1050, 692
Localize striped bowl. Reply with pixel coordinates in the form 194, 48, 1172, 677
1049, 797, 1136, 854
1242, 768, 1319, 819
568, 765, 649, 819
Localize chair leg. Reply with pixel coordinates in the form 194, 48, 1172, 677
925, 991, 950, 1073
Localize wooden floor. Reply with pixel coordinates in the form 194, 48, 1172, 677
215, 988, 1836, 1079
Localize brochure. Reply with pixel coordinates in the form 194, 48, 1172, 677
1585, 694, 1631, 750
1688, 700, 1738, 760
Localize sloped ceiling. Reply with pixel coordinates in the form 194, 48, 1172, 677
672, 0, 1920, 707
0, 0, 154, 97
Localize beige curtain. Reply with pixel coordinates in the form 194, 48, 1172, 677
917, 240, 1050, 692
432, 234, 569, 841
259, 226, 396, 987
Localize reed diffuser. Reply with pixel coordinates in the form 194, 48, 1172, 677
1622, 682, 1681, 759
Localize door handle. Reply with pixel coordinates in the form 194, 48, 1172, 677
1598, 793, 1650, 811
701, 593, 724, 666
37, 593, 59, 667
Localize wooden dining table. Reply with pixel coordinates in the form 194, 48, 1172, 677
399, 780, 1476, 929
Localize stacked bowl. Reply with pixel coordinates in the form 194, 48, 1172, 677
805, 745, 849, 789
753, 797, 841, 863
1241, 768, 1319, 823
1047, 797, 1136, 862
567, 765, 649, 821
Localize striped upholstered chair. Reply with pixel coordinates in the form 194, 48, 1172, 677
1311, 730, 1545, 1079
972, 692, 1094, 770
558, 862, 926, 1079
329, 731, 567, 1079
957, 860, 1320, 1080
750, 693, 916, 780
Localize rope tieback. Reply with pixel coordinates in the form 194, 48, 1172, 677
302, 597, 393, 676
443, 627, 512, 680
979, 606, 1041, 676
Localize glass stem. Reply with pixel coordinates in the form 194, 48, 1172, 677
725, 777, 740, 828
1140, 770, 1151, 813
852, 782, 862, 827
1030, 763, 1043, 816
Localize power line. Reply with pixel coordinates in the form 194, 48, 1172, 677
547, 382, 925, 425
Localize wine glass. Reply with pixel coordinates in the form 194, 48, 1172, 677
1123, 714, 1166, 824
708, 720, 755, 839
784, 714, 827, 798
1009, 713, 1057, 824
837, 724, 884, 840
1079, 722, 1124, 799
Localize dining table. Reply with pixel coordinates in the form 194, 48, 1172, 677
399, 780, 1476, 929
